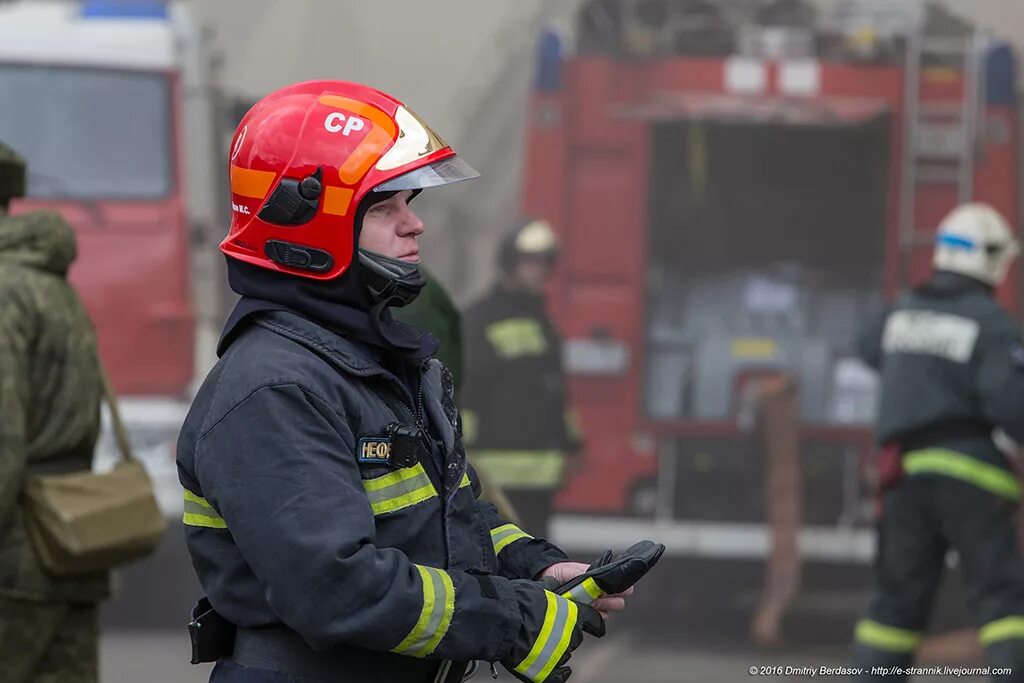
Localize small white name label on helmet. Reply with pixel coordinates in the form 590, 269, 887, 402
324, 112, 366, 136
882, 310, 979, 364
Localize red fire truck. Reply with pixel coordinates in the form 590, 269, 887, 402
0, 0, 226, 517
524, 1, 1020, 564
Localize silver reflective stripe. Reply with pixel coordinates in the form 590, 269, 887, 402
564, 577, 604, 605
362, 464, 437, 515
516, 593, 577, 682
491, 523, 532, 554
183, 500, 218, 518
392, 566, 455, 658
531, 595, 570, 679
182, 490, 226, 529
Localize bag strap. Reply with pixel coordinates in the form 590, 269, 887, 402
100, 366, 136, 463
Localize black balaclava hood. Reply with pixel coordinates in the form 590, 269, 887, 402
219, 192, 438, 360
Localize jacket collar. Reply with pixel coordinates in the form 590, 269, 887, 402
921, 270, 995, 298
252, 310, 389, 379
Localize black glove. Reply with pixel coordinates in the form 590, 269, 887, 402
556, 540, 666, 606
501, 580, 605, 683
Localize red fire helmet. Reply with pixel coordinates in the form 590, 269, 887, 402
221, 80, 478, 280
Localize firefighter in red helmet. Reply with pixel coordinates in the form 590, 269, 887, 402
176, 81, 630, 683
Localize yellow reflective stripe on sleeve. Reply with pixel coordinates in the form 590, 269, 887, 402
515, 592, 578, 682
491, 523, 533, 555
183, 511, 228, 529
980, 616, 1024, 646
855, 619, 922, 653
183, 489, 213, 508
362, 464, 427, 492
393, 565, 455, 658
903, 449, 1022, 501
543, 599, 578, 682
473, 450, 566, 489
486, 318, 548, 358
182, 490, 227, 529
563, 577, 604, 605
361, 463, 438, 515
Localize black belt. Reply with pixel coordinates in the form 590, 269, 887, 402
897, 419, 993, 453
230, 627, 472, 682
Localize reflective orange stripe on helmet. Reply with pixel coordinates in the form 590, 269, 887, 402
222, 80, 478, 280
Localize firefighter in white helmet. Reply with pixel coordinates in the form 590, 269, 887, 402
461, 219, 583, 540
852, 203, 1024, 679
933, 203, 1021, 286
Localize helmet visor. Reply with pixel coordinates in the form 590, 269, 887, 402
373, 156, 480, 192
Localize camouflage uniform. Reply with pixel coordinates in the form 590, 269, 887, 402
0, 146, 108, 683
0, 599, 99, 683
0, 141, 26, 210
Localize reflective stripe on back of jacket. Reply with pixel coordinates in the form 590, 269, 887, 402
857, 273, 1024, 497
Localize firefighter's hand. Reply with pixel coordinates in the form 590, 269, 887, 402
539, 562, 634, 616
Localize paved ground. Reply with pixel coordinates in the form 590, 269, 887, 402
100, 628, 996, 683
98, 628, 836, 683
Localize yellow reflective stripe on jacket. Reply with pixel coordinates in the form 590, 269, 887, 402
980, 616, 1024, 646
392, 565, 455, 658
182, 489, 227, 529
460, 472, 471, 488
362, 463, 437, 515
563, 577, 603, 605
903, 449, 1022, 500
473, 450, 565, 489
515, 591, 578, 682
855, 619, 922, 653
486, 318, 548, 358
491, 523, 533, 555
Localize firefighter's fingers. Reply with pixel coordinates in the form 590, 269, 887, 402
592, 596, 626, 613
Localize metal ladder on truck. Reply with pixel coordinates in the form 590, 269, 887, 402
897, 25, 989, 291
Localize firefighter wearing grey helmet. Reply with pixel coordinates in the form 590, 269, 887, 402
0, 140, 26, 210
852, 203, 1024, 678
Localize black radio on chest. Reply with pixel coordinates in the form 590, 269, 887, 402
386, 422, 423, 468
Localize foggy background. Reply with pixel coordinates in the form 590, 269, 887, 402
2, 1, 1024, 682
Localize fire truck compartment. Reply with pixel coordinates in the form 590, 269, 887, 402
644, 115, 890, 427
669, 436, 866, 526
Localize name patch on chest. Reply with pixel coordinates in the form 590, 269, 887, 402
358, 437, 393, 465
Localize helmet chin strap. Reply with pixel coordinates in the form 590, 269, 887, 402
357, 248, 426, 308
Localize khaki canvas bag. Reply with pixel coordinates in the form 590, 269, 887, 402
24, 368, 167, 576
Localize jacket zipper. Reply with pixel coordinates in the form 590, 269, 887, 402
393, 363, 426, 429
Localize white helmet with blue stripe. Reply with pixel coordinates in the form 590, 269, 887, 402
933, 203, 1020, 286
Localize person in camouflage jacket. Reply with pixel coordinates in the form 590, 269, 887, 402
0, 140, 108, 683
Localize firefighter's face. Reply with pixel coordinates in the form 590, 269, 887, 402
515, 255, 555, 293
359, 191, 424, 262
